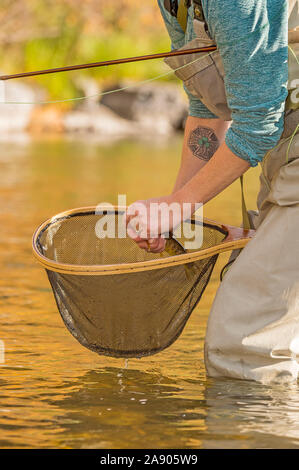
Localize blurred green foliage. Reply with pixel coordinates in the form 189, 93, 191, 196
0, 0, 171, 102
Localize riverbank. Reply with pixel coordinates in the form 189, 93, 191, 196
0, 78, 188, 141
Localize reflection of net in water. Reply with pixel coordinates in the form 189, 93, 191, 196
32, 207, 253, 358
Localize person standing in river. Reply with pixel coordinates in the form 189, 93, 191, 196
126, 0, 299, 384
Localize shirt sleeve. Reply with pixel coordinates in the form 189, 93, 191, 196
206, 0, 289, 166
157, 0, 218, 120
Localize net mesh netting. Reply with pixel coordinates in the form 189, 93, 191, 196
34, 209, 227, 358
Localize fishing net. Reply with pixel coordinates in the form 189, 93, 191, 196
32, 206, 252, 358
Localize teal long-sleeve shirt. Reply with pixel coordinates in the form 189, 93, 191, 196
158, 0, 289, 167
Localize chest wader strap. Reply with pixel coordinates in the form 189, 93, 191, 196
219, 176, 251, 281
177, 0, 188, 32
240, 175, 251, 230
177, 1, 210, 34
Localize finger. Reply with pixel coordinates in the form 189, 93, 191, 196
127, 231, 150, 250
149, 237, 166, 253
136, 240, 150, 251
147, 238, 160, 251
125, 202, 141, 229
127, 221, 150, 240
127, 217, 146, 240
125, 209, 137, 228
125, 200, 146, 228
127, 223, 139, 240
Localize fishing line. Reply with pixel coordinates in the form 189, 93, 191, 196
0, 50, 217, 105
288, 44, 299, 65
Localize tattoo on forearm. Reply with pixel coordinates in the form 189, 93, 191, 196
188, 126, 219, 161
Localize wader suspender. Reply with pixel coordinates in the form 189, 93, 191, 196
177, 0, 210, 37
175, 0, 251, 230
177, 0, 189, 32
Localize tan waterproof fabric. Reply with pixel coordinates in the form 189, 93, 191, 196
289, 0, 299, 30
257, 109, 299, 226
165, 0, 299, 383
203, 2, 299, 383
205, 110, 299, 384
164, 10, 232, 121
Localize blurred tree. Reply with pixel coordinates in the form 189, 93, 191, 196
0, 1, 170, 101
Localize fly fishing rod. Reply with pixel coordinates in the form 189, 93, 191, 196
0, 45, 217, 81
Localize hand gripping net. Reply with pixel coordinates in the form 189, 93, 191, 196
32, 206, 253, 358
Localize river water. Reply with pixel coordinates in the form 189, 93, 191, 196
1, 135, 299, 449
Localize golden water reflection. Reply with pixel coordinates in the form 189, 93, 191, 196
1, 136, 299, 449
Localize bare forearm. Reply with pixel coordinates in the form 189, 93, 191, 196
176, 142, 250, 207
173, 116, 231, 193
126, 138, 250, 252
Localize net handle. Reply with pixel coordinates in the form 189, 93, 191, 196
32, 205, 255, 276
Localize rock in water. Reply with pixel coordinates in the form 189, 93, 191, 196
100, 82, 188, 133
